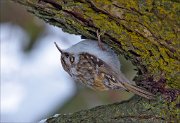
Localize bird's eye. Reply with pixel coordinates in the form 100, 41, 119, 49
69, 56, 75, 63
64, 53, 69, 58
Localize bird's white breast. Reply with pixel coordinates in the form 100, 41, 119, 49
64, 40, 121, 73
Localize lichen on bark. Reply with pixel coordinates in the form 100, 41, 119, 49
43, 95, 180, 123
12, 0, 180, 122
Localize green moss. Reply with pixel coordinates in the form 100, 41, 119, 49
14, 0, 180, 121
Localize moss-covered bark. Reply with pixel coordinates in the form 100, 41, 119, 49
44, 96, 166, 123
12, 0, 180, 122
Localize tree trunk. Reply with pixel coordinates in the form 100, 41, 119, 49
12, 0, 180, 122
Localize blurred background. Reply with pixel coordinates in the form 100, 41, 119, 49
0, 1, 137, 122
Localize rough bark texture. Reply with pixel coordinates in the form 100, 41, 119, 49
12, 0, 180, 122
44, 96, 166, 123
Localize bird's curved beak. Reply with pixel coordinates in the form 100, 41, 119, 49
54, 42, 63, 54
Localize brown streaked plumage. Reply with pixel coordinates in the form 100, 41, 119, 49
54, 39, 155, 99
93, 72, 108, 91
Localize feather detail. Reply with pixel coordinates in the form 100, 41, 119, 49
98, 59, 155, 99
56, 40, 155, 100
121, 82, 155, 99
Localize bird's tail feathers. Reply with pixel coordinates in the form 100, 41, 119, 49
122, 82, 155, 99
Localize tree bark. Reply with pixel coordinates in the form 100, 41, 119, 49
42, 96, 166, 123
12, 0, 180, 122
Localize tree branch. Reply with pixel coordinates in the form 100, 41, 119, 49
42, 96, 166, 123
12, 0, 180, 122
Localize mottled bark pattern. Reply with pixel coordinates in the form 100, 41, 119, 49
12, 0, 180, 122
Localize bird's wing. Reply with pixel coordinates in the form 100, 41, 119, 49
80, 52, 154, 99
99, 66, 155, 99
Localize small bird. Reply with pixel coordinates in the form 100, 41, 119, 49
54, 35, 154, 99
